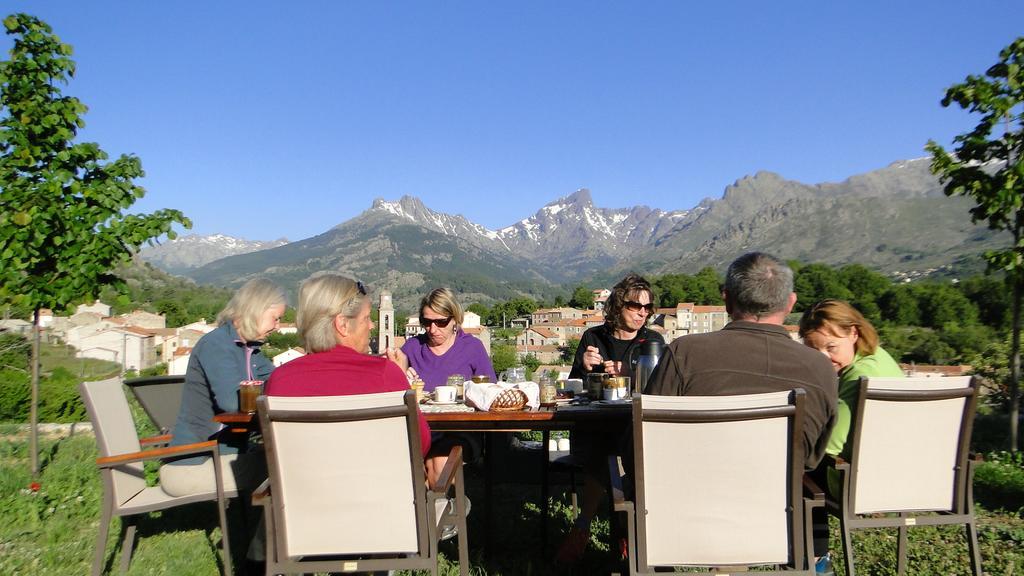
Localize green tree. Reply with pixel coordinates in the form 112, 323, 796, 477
490, 343, 518, 375
916, 282, 979, 328
792, 263, 853, 312
926, 37, 1024, 451
0, 14, 190, 472
878, 285, 922, 327
959, 275, 1011, 330
560, 337, 580, 363
568, 285, 594, 309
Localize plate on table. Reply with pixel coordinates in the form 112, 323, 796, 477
426, 399, 461, 406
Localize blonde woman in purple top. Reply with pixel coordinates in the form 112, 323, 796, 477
388, 287, 495, 480
388, 288, 496, 389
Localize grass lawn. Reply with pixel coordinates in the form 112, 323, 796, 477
1, 417, 1022, 575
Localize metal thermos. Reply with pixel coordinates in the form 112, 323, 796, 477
634, 340, 664, 394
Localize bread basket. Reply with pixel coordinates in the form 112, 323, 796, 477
489, 388, 528, 412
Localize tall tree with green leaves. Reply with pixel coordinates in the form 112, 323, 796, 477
0, 14, 190, 473
926, 37, 1024, 451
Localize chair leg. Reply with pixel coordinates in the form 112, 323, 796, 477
119, 517, 137, 573
965, 519, 982, 576
896, 516, 908, 575
93, 502, 113, 576
839, 512, 855, 576
455, 463, 470, 576
216, 499, 233, 576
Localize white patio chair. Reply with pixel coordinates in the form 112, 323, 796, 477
828, 375, 982, 575
80, 377, 234, 575
254, 389, 469, 575
613, 389, 819, 575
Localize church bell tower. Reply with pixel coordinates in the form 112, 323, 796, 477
378, 290, 395, 355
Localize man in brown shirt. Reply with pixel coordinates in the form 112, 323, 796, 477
645, 251, 837, 469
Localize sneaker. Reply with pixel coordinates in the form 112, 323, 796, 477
815, 552, 835, 576
436, 496, 471, 541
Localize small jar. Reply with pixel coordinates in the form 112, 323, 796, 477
471, 374, 489, 384
539, 374, 557, 407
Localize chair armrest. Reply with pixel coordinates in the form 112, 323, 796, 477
96, 439, 218, 468
139, 434, 172, 447
252, 478, 272, 506
802, 473, 825, 505
825, 453, 850, 472
429, 445, 464, 494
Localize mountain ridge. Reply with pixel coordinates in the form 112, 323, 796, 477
165, 158, 1006, 309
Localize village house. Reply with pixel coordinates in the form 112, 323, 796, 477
75, 326, 157, 372
516, 326, 563, 348
531, 307, 585, 325
76, 300, 112, 317
168, 346, 192, 375
273, 347, 306, 367
592, 288, 610, 311
653, 303, 729, 341
515, 344, 562, 364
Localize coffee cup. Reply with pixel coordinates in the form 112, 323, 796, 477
434, 385, 457, 403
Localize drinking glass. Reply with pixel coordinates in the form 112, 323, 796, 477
447, 374, 466, 400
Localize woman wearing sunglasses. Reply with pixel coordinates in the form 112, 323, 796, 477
568, 273, 664, 380
559, 273, 665, 564
388, 287, 496, 390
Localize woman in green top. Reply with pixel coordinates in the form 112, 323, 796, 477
799, 299, 903, 459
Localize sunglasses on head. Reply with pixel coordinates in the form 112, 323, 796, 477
420, 316, 453, 329
623, 301, 655, 313
355, 280, 367, 296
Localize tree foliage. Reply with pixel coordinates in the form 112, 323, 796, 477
0, 14, 190, 313
568, 285, 594, 309
0, 14, 191, 471
651, 268, 723, 307
927, 36, 1024, 451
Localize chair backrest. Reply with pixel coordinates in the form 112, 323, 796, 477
123, 375, 185, 433
848, 375, 977, 515
79, 377, 147, 507
633, 389, 805, 568
258, 390, 428, 560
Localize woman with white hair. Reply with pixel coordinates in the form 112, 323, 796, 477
162, 278, 287, 497
265, 273, 432, 457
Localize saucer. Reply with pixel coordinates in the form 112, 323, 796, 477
427, 399, 460, 406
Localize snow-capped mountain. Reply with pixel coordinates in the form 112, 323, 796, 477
139, 234, 289, 274
182, 157, 1006, 308
365, 189, 694, 278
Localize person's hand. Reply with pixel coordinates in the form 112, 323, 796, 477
603, 360, 623, 375
406, 366, 421, 383
582, 346, 603, 372
386, 347, 409, 371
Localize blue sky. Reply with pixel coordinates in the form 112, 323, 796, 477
2, 2, 1022, 241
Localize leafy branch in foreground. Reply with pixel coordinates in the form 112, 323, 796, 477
0, 13, 191, 472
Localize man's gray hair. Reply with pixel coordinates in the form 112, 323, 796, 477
723, 252, 793, 318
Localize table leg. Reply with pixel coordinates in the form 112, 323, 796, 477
541, 429, 551, 552
484, 431, 494, 556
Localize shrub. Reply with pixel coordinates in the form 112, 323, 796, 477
0, 368, 30, 421
38, 367, 87, 423
974, 451, 1024, 514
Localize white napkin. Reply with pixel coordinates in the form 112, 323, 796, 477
464, 381, 540, 411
